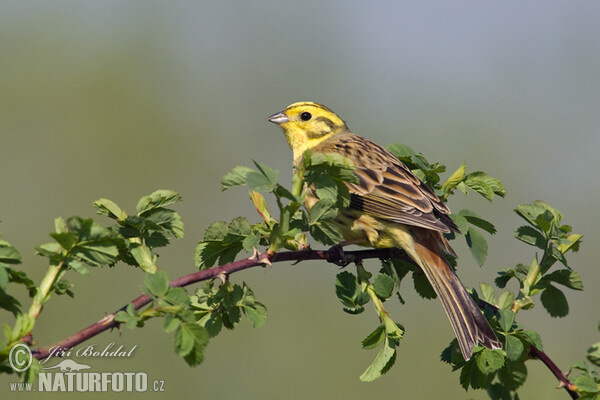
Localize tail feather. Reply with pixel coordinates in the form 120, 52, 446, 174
411, 231, 501, 360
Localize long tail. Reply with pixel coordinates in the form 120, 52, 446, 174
410, 230, 501, 360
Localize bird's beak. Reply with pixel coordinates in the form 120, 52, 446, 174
267, 111, 289, 125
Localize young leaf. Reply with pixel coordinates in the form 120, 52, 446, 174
441, 162, 466, 194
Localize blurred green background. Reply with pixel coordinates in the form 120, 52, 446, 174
1, 2, 599, 399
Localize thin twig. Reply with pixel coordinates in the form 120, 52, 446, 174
529, 346, 579, 399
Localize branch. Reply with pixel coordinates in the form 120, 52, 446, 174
477, 299, 579, 399
529, 346, 579, 399
32, 247, 404, 360
31, 248, 581, 399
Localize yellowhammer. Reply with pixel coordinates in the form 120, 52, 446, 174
268, 101, 501, 360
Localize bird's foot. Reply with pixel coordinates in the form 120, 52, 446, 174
327, 243, 356, 267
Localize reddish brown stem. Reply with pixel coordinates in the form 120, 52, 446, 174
529, 345, 579, 399
32, 247, 400, 360
477, 299, 579, 399
31, 248, 581, 400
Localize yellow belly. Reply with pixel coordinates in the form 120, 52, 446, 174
333, 209, 416, 250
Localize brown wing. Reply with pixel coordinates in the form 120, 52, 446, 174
315, 132, 459, 234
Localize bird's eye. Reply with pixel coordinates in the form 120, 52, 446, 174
300, 112, 312, 121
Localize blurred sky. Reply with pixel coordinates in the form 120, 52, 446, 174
1, 2, 599, 399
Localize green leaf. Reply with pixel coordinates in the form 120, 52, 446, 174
460, 356, 495, 389
466, 227, 488, 266
145, 270, 170, 297
497, 309, 516, 332
476, 348, 505, 373
441, 162, 466, 193
0, 240, 22, 264
479, 283, 495, 304
50, 232, 78, 250
587, 342, 600, 367
516, 330, 543, 350
412, 270, 436, 299
221, 165, 255, 190
514, 201, 561, 234
515, 225, 546, 249
175, 323, 208, 360
497, 291, 515, 310
543, 269, 583, 291
203, 221, 229, 241
163, 315, 180, 333
335, 271, 360, 308
242, 232, 260, 252
144, 208, 184, 239
0, 266, 8, 289
227, 216, 252, 239
94, 198, 124, 220
557, 233, 583, 254
163, 287, 190, 306
194, 242, 221, 270
463, 172, 494, 201
359, 338, 397, 382
459, 209, 497, 235
249, 191, 274, 225
246, 161, 279, 193
373, 273, 395, 300
504, 335, 525, 361
449, 213, 468, 234
387, 143, 417, 159
309, 199, 337, 223
574, 375, 599, 394
130, 243, 158, 273
310, 221, 344, 246
540, 284, 569, 317
497, 361, 528, 390
136, 190, 182, 215
244, 302, 267, 328
362, 326, 386, 350
464, 171, 506, 200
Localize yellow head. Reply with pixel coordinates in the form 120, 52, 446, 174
268, 102, 349, 163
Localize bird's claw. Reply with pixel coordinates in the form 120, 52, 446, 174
327, 243, 355, 267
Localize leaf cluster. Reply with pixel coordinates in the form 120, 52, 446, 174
495, 201, 583, 317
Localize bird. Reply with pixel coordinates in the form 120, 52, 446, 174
268, 101, 501, 360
